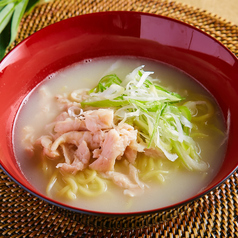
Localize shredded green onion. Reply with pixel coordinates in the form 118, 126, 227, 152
81, 65, 211, 171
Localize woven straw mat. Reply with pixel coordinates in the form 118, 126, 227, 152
1, 0, 238, 237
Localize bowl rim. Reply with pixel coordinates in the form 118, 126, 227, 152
0, 11, 238, 217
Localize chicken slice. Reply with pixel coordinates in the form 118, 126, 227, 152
54, 117, 87, 134
90, 123, 139, 172
105, 164, 147, 197
35, 135, 59, 157
54, 108, 113, 134
55, 94, 81, 110
84, 109, 114, 132
56, 140, 91, 174
128, 164, 146, 189
74, 140, 91, 166
144, 147, 165, 159
51, 130, 104, 153
55, 112, 69, 122
89, 129, 122, 172
116, 123, 143, 164
115, 123, 137, 143
124, 144, 137, 164
60, 144, 74, 164
105, 171, 138, 189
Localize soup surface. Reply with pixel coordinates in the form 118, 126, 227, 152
13, 57, 227, 213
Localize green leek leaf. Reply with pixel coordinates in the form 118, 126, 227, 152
179, 105, 192, 121
148, 103, 167, 147
0, 0, 18, 7
0, 17, 11, 59
81, 99, 129, 108
0, 3, 16, 34
89, 74, 122, 93
10, 0, 29, 44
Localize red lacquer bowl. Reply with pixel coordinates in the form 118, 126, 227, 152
0, 12, 237, 216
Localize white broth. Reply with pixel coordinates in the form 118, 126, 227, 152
13, 57, 227, 213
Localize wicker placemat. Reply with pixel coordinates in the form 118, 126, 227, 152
1, 0, 238, 237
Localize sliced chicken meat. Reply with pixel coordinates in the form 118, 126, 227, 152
53, 108, 113, 135
56, 140, 91, 174
33, 106, 149, 196
84, 108, 114, 132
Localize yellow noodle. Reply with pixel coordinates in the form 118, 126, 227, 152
135, 154, 182, 183
134, 156, 142, 171
64, 176, 78, 194
136, 155, 148, 173
43, 154, 108, 199
155, 158, 163, 168
147, 157, 155, 171
157, 173, 165, 183
192, 100, 214, 122
66, 189, 77, 200
88, 176, 107, 192
141, 170, 168, 181
76, 169, 97, 184
57, 185, 71, 197
77, 176, 107, 197
190, 132, 208, 138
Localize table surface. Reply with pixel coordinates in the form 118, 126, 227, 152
174, 0, 238, 25
1, 0, 238, 237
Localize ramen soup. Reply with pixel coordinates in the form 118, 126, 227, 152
13, 57, 227, 213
